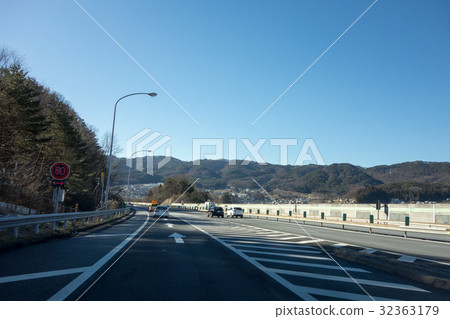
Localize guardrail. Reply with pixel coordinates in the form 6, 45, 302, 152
0, 207, 130, 238
243, 212, 450, 242
0, 180, 76, 214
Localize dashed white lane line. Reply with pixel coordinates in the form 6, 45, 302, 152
0, 267, 88, 284
398, 255, 417, 263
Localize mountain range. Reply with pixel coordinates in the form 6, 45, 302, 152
111, 157, 450, 197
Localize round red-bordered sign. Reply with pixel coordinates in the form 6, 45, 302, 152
50, 162, 70, 180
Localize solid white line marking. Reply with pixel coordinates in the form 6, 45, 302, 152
253, 257, 369, 273
398, 255, 417, 263
48, 212, 150, 301
228, 243, 322, 254
271, 268, 429, 292
0, 267, 88, 284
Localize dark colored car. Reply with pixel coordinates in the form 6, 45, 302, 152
208, 207, 224, 218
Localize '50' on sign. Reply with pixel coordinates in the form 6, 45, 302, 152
50, 162, 70, 180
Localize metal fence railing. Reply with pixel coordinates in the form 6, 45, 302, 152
0, 181, 76, 215
0, 207, 130, 238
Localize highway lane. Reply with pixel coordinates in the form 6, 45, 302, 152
195, 212, 450, 264
170, 212, 449, 301
0, 208, 449, 301
0, 209, 150, 300
78, 212, 297, 301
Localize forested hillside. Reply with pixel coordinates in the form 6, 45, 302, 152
0, 48, 106, 210
117, 156, 450, 202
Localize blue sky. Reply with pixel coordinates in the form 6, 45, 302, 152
1, 0, 449, 167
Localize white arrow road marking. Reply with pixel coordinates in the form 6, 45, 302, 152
165, 223, 174, 228
169, 232, 185, 244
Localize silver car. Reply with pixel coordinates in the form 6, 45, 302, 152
226, 207, 243, 218
154, 205, 170, 218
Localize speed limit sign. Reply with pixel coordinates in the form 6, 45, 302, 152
50, 162, 70, 180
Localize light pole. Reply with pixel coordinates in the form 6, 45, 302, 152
126, 149, 150, 204
104, 92, 157, 210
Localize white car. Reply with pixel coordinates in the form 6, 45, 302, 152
154, 205, 170, 218
226, 207, 243, 218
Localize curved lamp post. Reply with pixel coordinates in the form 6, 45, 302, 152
126, 149, 150, 204
104, 92, 157, 210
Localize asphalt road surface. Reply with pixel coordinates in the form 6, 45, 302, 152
0, 208, 449, 301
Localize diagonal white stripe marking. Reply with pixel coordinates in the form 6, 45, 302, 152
240, 249, 330, 261
297, 239, 327, 244
222, 239, 319, 250
254, 257, 369, 273
0, 267, 88, 284
398, 255, 417, 263
332, 243, 351, 247
272, 268, 429, 292
229, 243, 322, 254
291, 286, 398, 301
362, 248, 377, 254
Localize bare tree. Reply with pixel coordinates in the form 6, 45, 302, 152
100, 132, 123, 157
0, 47, 23, 71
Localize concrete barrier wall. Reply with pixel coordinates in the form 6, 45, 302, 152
174, 202, 450, 225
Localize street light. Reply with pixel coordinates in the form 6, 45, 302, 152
104, 92, 157, 210
126, 149, 150, 204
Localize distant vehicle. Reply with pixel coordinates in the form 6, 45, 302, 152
226, 207, 243, 218
205, 201, 216, 211
154, 205, 170, 218
208, 207, 224, 218
149, 200, 158, 212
